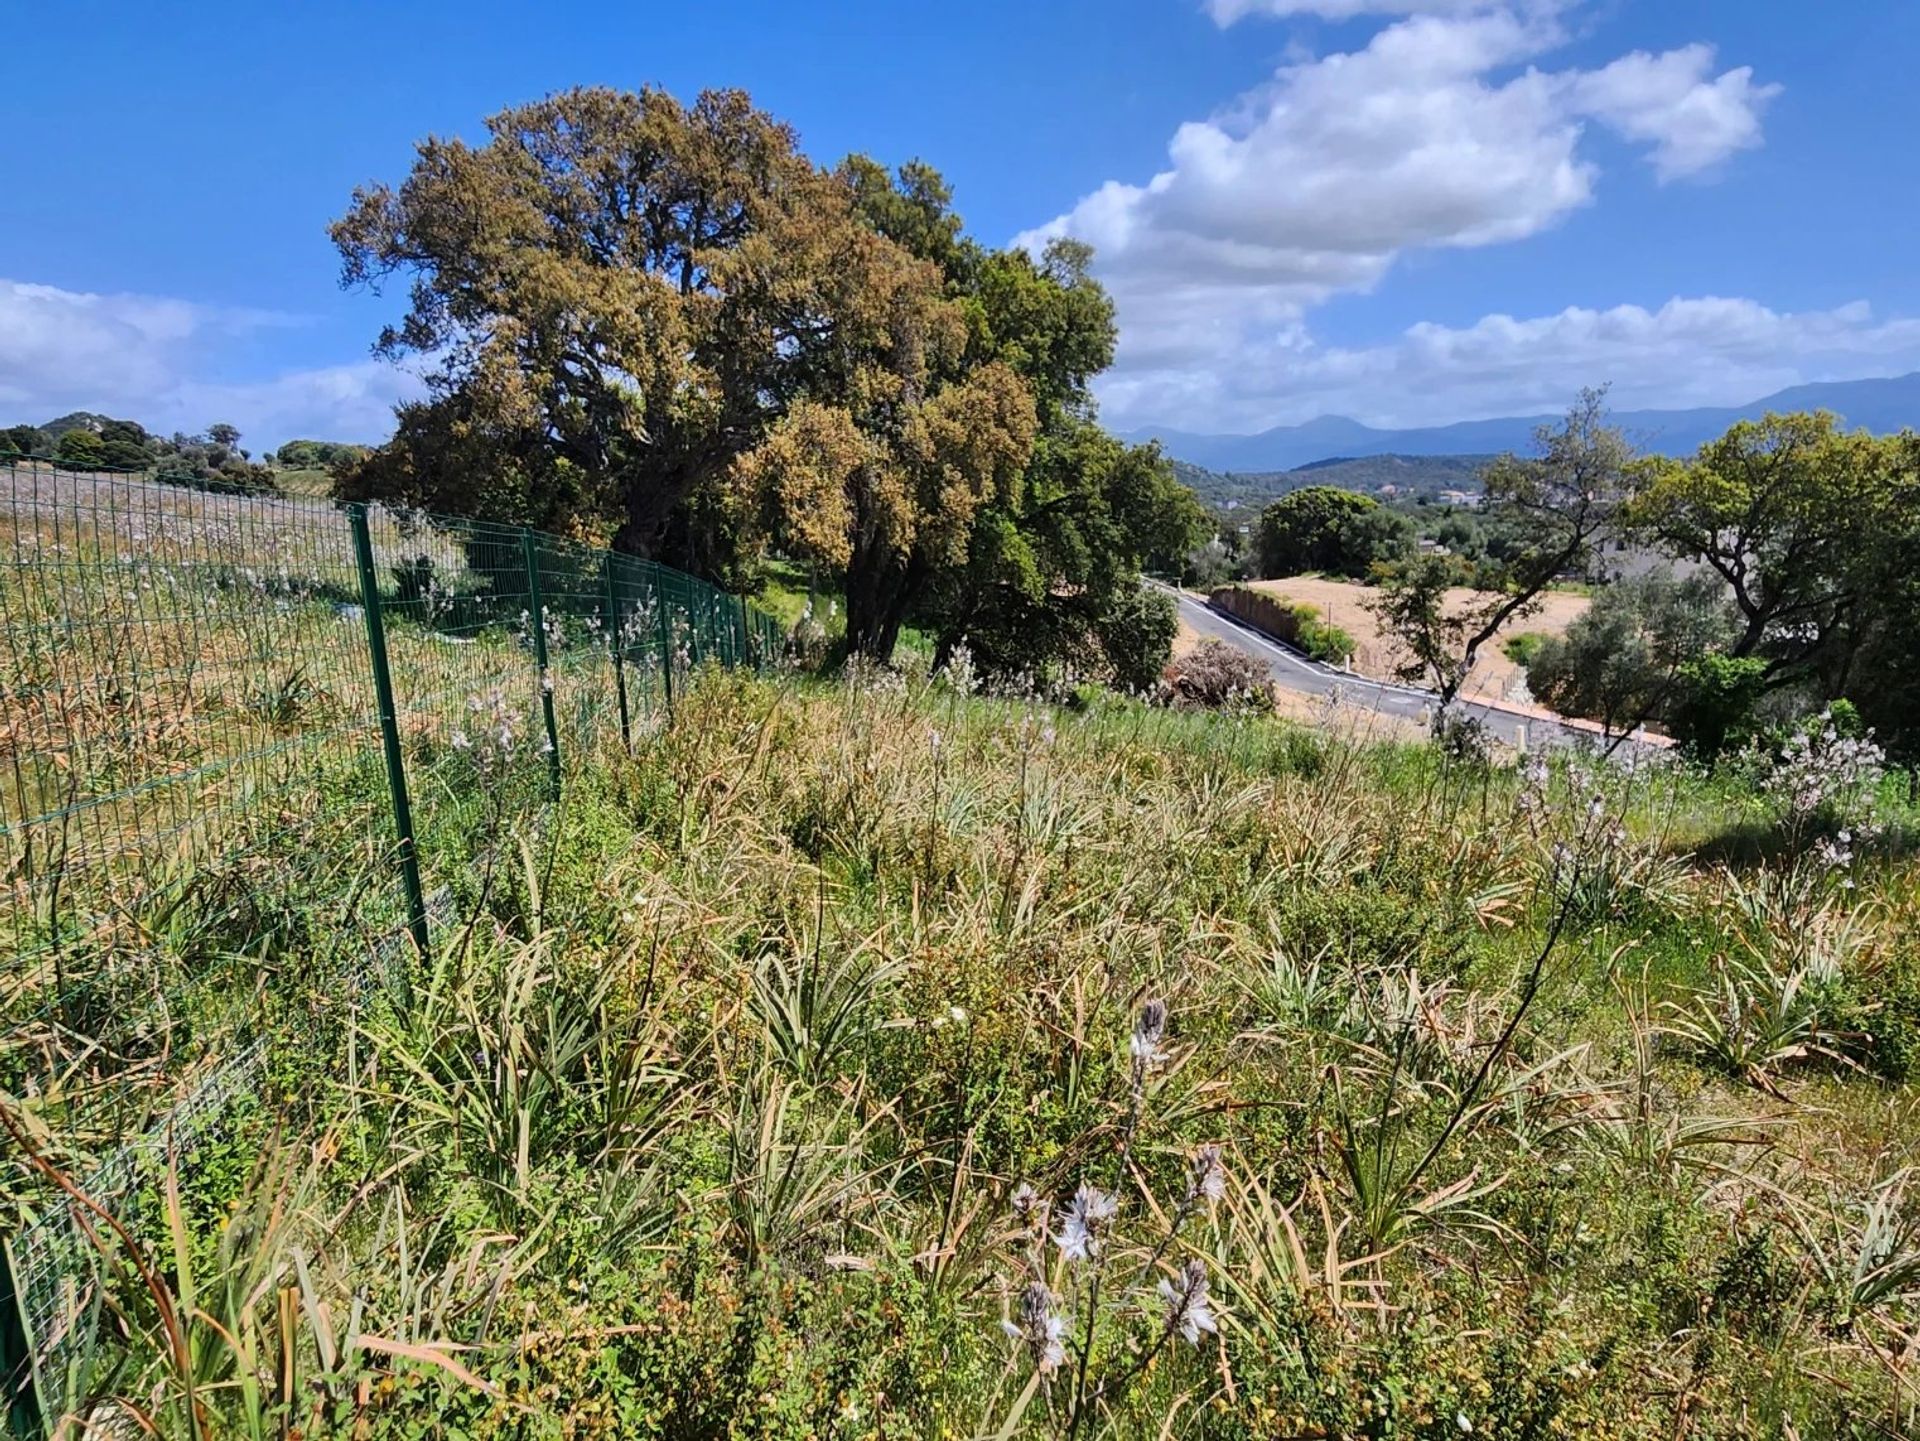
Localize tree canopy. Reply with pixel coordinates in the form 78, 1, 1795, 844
1526, 570, 1738, 749
1627, 411, 1909, 686
334, 88, 1201, 678
1254, 485, 1410, 578
835, 158, 1201, 679
54, 428, 107, 468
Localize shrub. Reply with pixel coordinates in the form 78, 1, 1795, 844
1095, 584, 1178, 693
1297, 613, 1355, 665
1670, 653, 1769, 759
1502, 630, 1548, 667
1159, 638, 1272, 710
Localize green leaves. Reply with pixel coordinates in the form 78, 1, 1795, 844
1255, 485, 1409, 580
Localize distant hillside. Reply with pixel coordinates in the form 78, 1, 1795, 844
1174, 453, 1494, 511
1128, 371, 1920, 475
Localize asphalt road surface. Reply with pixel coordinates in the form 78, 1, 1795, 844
1155, 582, 1624, 753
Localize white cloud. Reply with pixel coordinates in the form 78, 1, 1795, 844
1564, 46, 1779, 182
0, 279, 416, 448
1024, 3, 1781, 431
1096, 296, 1920, 432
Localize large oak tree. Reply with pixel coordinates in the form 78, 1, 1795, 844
332, 86, 1036, 655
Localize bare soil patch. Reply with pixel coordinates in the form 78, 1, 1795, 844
1246, 575, 1589, 705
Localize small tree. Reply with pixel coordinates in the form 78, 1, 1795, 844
55, 428, 107, 469
1527, 570, 1737, 750
207, 421, 241, 449
1368, 389, 1628, 731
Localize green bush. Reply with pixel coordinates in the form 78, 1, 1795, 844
1502, 630, 1548, 667
1297, 613, 1355, 665
1095, 583, 1178, 692
1671, 652, 1769, 759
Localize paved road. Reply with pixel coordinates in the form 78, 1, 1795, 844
1155, 582, 1618, 753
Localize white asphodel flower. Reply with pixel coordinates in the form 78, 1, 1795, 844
1053, 1183, 1118, 1263
1130, 998, 1169, 1070
1188, 1143, 1226, 1203
1001, 1281, 1068, 1374
1155, 1259, 1218, 1346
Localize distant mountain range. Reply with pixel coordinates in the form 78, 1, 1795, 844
1128, 372, 1920, 479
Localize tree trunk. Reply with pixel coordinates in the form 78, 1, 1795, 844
844, 549, 923, 661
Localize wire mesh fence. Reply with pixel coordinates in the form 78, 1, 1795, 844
0, 453, 784, 1432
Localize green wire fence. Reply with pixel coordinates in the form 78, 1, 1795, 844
0, 453, 785, 1433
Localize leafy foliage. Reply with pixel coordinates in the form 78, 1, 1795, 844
1255, 484, 1411, 578
1527, 570, 1738, 745
1670, 653, 1770, 759
331, 90, 1196, 682
1628, 412, 1910, 687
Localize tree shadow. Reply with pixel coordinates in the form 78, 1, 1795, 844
1682, 817, 1920, 870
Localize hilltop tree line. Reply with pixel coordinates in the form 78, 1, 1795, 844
330, 85, 1203, 687
1, 414, 290, 491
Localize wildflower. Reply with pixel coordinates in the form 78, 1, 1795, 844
1001, 1281, 1068, 1374
1815, 832, 1854, 872
1187, 1143, 1226, 1203
1130, 998, 1170, 1071
929, 728, 942, 756
1155, 1259, 1218, 1346
1762, 712, 1885, 828
1054, 1183, 1118, 1263
1010, 1183, 1042, 1218
1517, 754, 1549, 814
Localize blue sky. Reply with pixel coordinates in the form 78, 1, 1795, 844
4, 0, 1917, 446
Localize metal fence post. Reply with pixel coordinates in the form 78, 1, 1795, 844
604, 558, 631, 754
522, 530, 563, 799
349, 506, 431, 963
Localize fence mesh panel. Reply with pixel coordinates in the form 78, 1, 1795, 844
0, 455, 785, 1430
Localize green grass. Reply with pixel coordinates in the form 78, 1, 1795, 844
755, 555, 936, 664
1501, 629, 1549, 666
9, 649, 1920, 1437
